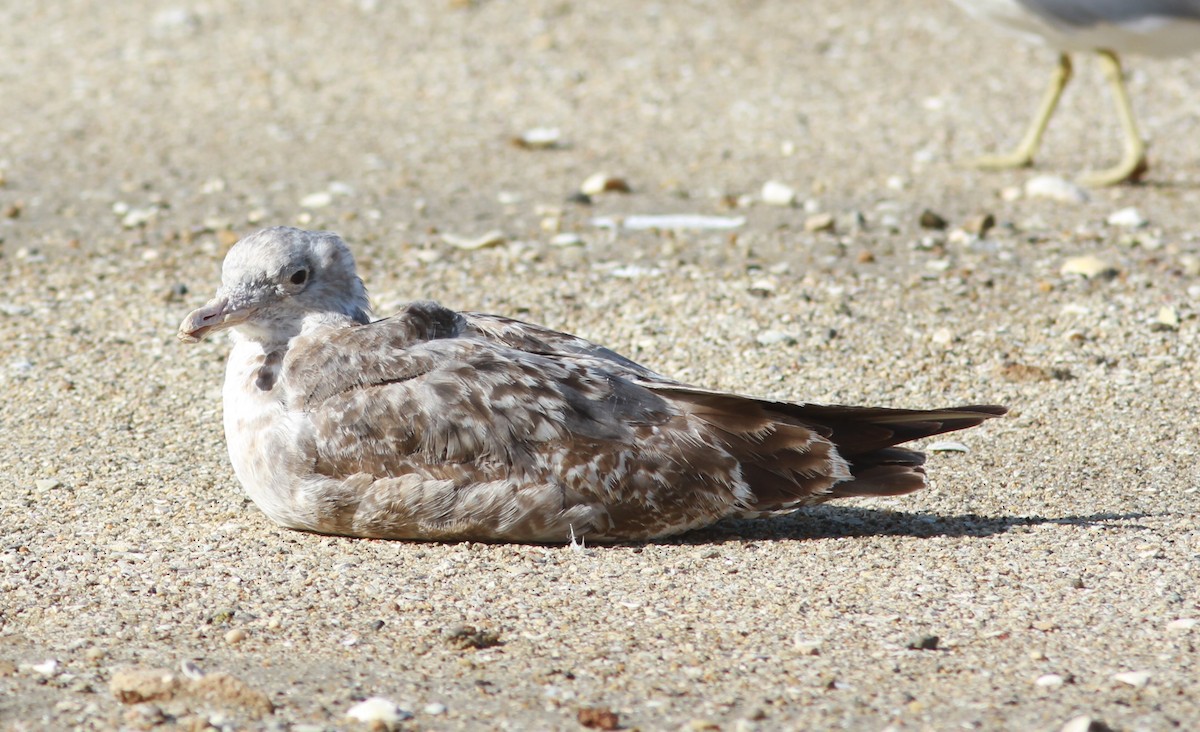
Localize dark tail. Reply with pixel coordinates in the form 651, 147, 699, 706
658, 381, 1006, 510
776, 403, 1008, 498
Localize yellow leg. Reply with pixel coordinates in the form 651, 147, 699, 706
1077, 50, 1148, 186
970, 53, 1072, 170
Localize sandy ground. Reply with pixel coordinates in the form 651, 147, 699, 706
2, 1, 1200, 730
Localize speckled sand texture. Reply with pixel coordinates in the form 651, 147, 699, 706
2, 2, 1199, 730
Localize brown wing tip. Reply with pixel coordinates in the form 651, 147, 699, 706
949, 405, 1008, 418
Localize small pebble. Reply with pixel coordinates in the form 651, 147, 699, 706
1167, 618, 1197, 631
1106, 207, 1147, 228
162, 283, 189, 303
423, 702, 447, 716
121, 207, 158, 229
441, 230, 507, 250
152, 8, 199, 35
918, 209, 947, 230
1025, 175, 1089, 204
345, 698, 412, 730
443, 624, 501, 650
1152, 306, 1180, 331
35, 479, 62, 491
962, 212, 995, 236
577, 706, 620, 730
224, 628, 248, 645
761, 180, 797, 207
180, 660, 205, 680
926, 441, 967, 453
124, 703, 167, 727
620, 214, 744, 231
1112, 670, 1151, 688
29, 659, 58, 676
906, 635, 939, 651
804, 212, 835, 233
747, 279, 776, 296
300, 191, 333, 209
755, 330, 797, 347
608, 264, 662, 279
1035, 673, 1064, 688
792, 636, 821, 656
512, 127, 562, 149
9, 359, 34, 375
327, 181, 354, 197
549, 233, 583, 248
1060, 255, 1118, 280
1061, 716, 1114, 732
580, 173, 631, 196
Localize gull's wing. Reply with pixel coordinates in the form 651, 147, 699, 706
283, 300, 673, 407
284, 330, 678, 471
459, 310, 669, 380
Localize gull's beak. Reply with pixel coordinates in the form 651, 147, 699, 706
177, 297, 252, 343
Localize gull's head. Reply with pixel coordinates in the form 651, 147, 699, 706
178, 227, 370, 345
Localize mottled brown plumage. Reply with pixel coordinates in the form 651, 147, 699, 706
178, 227, 1005, 543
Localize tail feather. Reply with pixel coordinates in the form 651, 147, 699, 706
766, 403, 1008, 457
783, 404, 1007, 498
828, 447, 927, 497
664, 386, 1006, 508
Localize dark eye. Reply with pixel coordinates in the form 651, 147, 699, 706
290, 269, 308, 285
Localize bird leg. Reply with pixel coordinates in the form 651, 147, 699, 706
969, 52, 1072, 171
1077, 50, 1148, 187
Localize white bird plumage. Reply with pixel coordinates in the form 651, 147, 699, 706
179, 227, 1005, 543
951, 0, 1200, 185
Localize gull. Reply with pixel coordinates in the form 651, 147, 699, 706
951, 0, 1200, 185
178, 227, 1005, 543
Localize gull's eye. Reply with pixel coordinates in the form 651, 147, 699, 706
290, 269, 308, 286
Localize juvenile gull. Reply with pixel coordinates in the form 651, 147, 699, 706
178, 227, 1006, 543
952, 0, 1200, 185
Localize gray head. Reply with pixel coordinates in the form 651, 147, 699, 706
178, 227, 371, 345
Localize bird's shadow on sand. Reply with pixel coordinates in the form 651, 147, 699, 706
669, 506, 1154, 545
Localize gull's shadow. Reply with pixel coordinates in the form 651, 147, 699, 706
668, 505, 1154, 545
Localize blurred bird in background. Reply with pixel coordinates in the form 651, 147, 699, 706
951, 0, 1200, 185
